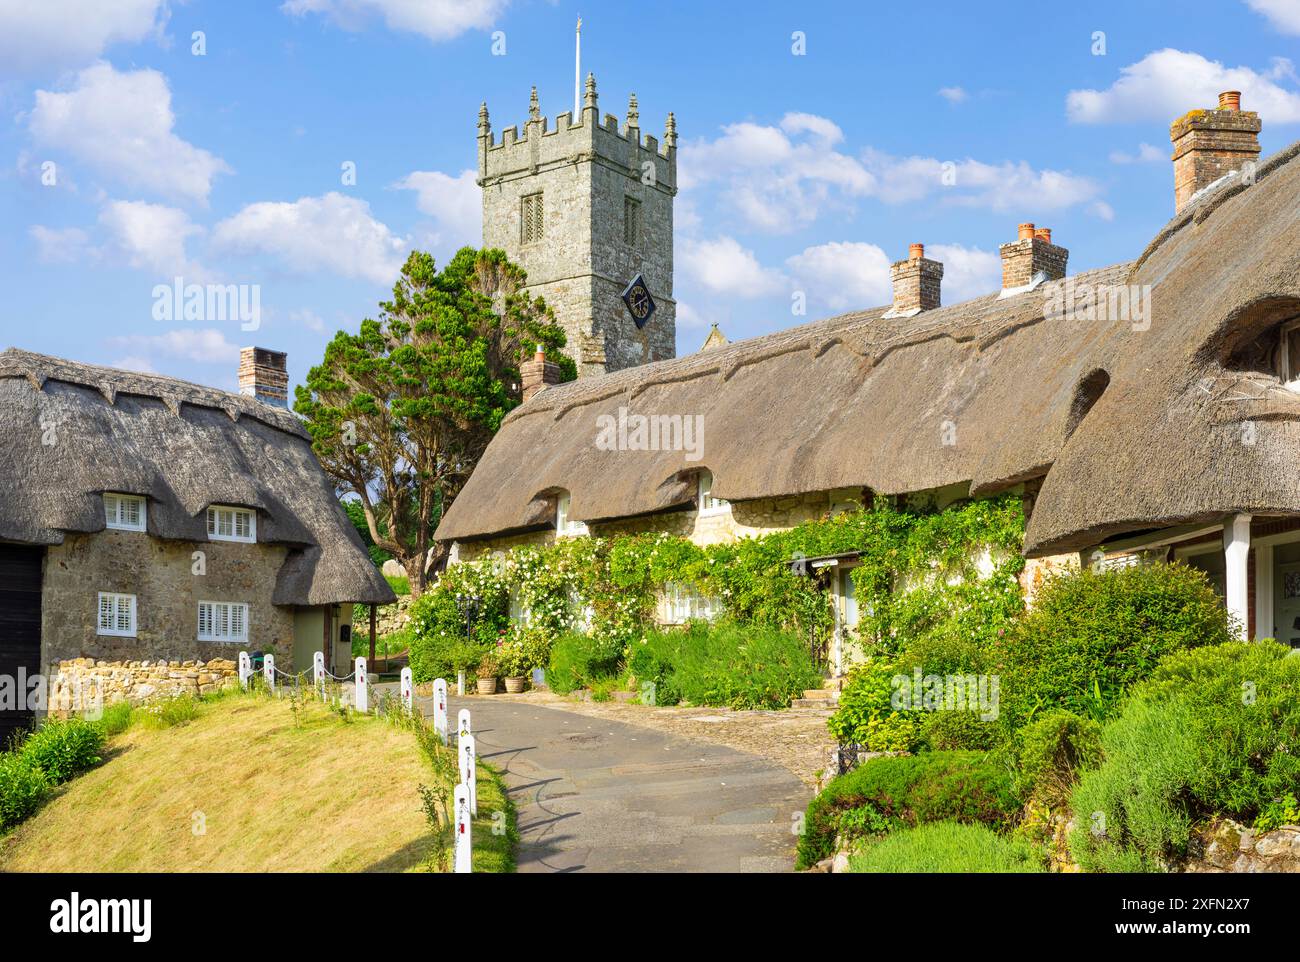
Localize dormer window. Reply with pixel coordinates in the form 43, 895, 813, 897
698, 470, 728, 516
207, 505, 256, 543
104, 493, 146, 532
555, 492, 587, 537
1277, 319, 1300, 390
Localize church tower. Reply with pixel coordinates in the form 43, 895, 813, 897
477, 75, 677, 377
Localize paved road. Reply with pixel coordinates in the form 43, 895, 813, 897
417, 694, 809, 872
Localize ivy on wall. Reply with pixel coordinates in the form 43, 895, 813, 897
405, 494, 1027, 683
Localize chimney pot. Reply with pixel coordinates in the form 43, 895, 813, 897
1034, 227, 1052, 244
909, 243, 925, 260
1219, 90, 1242, 111
1017, 222, 1036, 241
890, 244, 943, 314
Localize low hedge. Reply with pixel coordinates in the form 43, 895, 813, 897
0, 753, 48, 832
849, 820, 1046, 873
796, 750, 1021, 868
19, 717, 105, 785
546, 633, 622, 695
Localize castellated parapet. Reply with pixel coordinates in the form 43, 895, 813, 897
478, 75, 677, 376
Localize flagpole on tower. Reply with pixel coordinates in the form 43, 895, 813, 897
574, 17, 582, 119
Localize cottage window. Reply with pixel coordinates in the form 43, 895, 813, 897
623, 196, 641, 246
698, 470, 728, 516
97, 592, 137, 637
521, 193, 544, 244
1278, 319, 1300, 390
104, 493, 146, 532
556, 492, 587, 537
198, 601, 249, 642
658, 582, 721, 624
207, 505, 256, 543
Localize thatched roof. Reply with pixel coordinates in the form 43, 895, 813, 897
0, 349, 395, 606
436, 140, 1300, 558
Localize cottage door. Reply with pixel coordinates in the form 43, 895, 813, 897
1273, 561, 1300, 649
0, 544, 43, 744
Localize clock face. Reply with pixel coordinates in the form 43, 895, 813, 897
621, 274, 657, 329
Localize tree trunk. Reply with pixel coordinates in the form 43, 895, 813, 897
404, 554, 428, 598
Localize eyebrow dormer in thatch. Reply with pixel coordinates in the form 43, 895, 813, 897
0, 349, 394, 726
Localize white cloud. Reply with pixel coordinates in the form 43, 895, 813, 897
1066, 49, 1300, 124
281, 0, 508, 42
212, 192, 408, 284
29, 226, 95, 264
680, 113, 875, 232
290, 308, 327, 332
679, 236, 786, 299
785, 242, 891, 311
1246, 0, 1300, 35
393, 168, 480, 248
676, 302, 710, 331
862, 149, 1102, 212
925, 244, 1002, 302
99, 200, 203, 275
0, 0, 166, 76
28, 62, 231, 204
106, 328, 242, 367
1091, 200, 1116, 222
1109, 143, 1165, 164
938, 86, 969, 104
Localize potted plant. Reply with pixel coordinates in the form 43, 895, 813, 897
499, 640, 528, 693
476, 652, 499, 695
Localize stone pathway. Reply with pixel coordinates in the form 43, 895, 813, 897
416, 693, 813, 872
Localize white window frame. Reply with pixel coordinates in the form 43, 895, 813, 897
104, 493, 146, 532
97, 592, 137, 638
207, 505, 257, 543
658, 582, 721, 625
197, 600, 250, 643
555, 492, 587, 537
698, 470, 729, 517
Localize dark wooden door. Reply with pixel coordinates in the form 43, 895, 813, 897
0, 544, 43, 747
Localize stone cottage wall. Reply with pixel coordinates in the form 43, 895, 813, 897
41, 529, 294, 705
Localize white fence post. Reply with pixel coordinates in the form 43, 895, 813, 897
453, 783, 472, 873
313, 651, 325, 700
354, 655, 368, 713
461, 732, 478, 816
433, 678, 448, 744
238, 651, 251, 690
400, 667, 413, 714
456, 670, 466, 697
263, 654, 275, 694
457, 708, 471, 743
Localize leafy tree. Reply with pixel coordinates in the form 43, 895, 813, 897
295, 248, 575, 595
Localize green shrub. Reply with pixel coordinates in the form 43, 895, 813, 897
0, 753, 49, 831
849, 821, 1046, 873
98, 701, 133, 737
827, 657, 922, 751
999, 562, 1232, 730
1070, 641, 1300, 872
797, 750, 1021, 868
18, 717, 105, 785
920, 708, 1003, 752
546, 633, 622, 695
1014, 709, 1102, 807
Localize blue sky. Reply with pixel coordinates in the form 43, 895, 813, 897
2, 0, 1298, 394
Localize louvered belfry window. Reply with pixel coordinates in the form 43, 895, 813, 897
624, 196, 641, 246
97, 592, 137, 637
521, 193, 544, 244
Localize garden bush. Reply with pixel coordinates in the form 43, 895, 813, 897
848, 821, 1045, 873
18, 717, 105, 785
628, 622, 820, 710
796, 750, 1021, 868
826, 657, 923, 752
546, 633, 622, 695
0, 753, 49, 831
1069, 641, 1300, 872
920, 708, 1003, 752
1013, 709, 1102, 807
999, 562, 1232, 730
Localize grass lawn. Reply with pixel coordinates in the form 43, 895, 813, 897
0, 690, 513, 873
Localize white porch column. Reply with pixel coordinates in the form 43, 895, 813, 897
1224, 514, 1252, 640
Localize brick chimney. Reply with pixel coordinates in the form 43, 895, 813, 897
999, 223, 1068, 293
889, 243, 943, 314
238, 346, 289, 408
520, 346, 561, 402
1170, 91, 1262, 212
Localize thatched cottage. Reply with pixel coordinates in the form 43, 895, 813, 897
0, 347, 394, 738
437, 92, 1300, 668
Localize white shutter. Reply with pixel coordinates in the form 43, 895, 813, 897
99, 593, 114, 632
198, 602, 212, 638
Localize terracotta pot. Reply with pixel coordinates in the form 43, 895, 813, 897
504, 675, 527, 694
476, 676, 498, 695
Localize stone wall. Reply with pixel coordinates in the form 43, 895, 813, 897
42, 529, 294, 675
50, 656, 240, 711
1184, 818, 1300, 873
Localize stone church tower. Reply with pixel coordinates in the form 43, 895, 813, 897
477, 75, 677, 376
